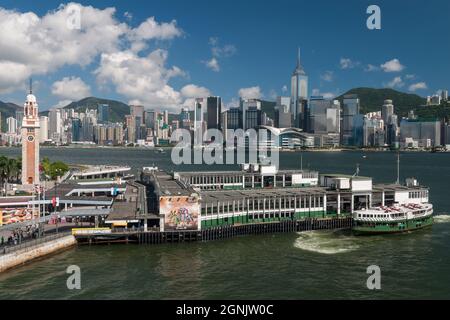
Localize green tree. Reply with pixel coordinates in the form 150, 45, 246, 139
48, 161, 69, 180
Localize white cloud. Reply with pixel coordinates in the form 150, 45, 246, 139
380, 59, 405, 72
127, 17, 182, 52
203, 57, 220, 72
224, 97, 239, 110
95, 49, 185, 111
238, 86, 262, 100
0, 2, 186, 103
0, 3, 128, 92
405, 74, 416, 80
386, 76, 404, 89
123, 11, 133, 21
408, 82, 428, 92
282, 85, 288, 93
320, 71, 333, 82
312, 88, 335, 99
180, 84, 211, 98
51, 99, 73, 109
365, 64, 379, 72
0, 61, 30, 94
51, 76, 91, 100
203, 37, 236, 72
340, 58, 358, 69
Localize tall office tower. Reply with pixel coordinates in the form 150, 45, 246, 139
386, 114, 399, 147
7, 117, 17, 134
275, 96, 292, 128
342, 94, 360, 145
71, 118, 82, 142
442, 90, 448, 101
125, 115, 136, 143
39, 116, 49, 143
48, 108, 62, 142
206, 96, 222, 130
290, 48, 308, 128
221, 111, 228, 140
381, 99, 394, 125
179, 108, 190, 122
400, 119, 441, 147
130, 105, 145, 126
225, 107, 242, 130
144, 110, 157, 129
194, 98, 205, 130
241, 98, 262, 130
81, 113, 95, 142
163, 110, 169, 125
98, 104, 110, 123
307, 97, 340, 134
21, 83, 40, 185
15, 110, 24, 133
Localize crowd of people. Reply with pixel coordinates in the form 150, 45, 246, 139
0, 225, 41, 248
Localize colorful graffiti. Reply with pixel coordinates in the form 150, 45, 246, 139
160, 196, 199, 231
0, 208, 39, 226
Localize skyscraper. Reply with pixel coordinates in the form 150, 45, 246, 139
241, 98, 262, 130
290, 48, 308, 128
274, 96, 292, 128
130, 105, 144, 126
7, 117, 17, 134
194, 98, 205, 129
381, 100, 394, 125
342, 94, 360, 145
144, 110, 157, 129
98, 104, 109, 123
39, 116, 49, 143
48, 108, 62, 142
72, 118, 82, 142
206, 96, 222, 130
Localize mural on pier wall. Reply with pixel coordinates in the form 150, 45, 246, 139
160, 195, 200, 231
0, 208, 39, 226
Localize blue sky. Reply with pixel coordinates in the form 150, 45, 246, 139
0, 0, 449, 112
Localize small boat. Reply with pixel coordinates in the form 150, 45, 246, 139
157, 148, 165, 153
353, 203, 433, 235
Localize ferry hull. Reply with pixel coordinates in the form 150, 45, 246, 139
353, 216, 434, 235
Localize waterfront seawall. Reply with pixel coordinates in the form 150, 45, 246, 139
0, 235, 77, 273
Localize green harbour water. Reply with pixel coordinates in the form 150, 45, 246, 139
1, 147, 450, 299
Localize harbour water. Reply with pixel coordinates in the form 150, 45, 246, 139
1, 147, 450, 299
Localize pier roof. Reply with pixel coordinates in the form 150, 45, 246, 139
320, 173, 371, 180
373, 183, 428, 191
152, 171, 196, 197
199, 187, 326, 202
175, 169, 317, 177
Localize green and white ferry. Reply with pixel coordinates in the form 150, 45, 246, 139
353, 202, 433, 235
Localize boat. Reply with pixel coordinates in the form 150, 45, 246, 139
353, 203, 433, 235
157, 148, 165, 153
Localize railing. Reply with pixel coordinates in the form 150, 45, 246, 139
0, 231, 71, 256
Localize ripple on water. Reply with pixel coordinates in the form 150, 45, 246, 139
433, 214, 450, 224
293, 230, 361, 255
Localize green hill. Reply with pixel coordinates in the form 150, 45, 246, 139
336, 87, 427, 117
62, 97, 130, 123
0, 101, 21, 132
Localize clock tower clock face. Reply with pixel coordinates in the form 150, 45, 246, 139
27, 135, 34, 142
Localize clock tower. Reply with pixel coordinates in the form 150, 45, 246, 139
21, 80, 40, 186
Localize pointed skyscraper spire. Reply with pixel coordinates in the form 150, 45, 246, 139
29, 77, 32, 94
292, 46, 305, 75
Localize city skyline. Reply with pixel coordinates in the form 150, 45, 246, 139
0, 0, 449, 112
